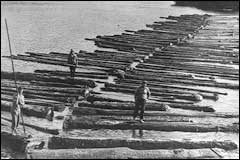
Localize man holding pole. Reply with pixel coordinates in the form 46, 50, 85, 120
5, 18, 26, 136
11, 87, 24, 135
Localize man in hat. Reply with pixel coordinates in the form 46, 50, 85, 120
133, 80, 151, 123
68, 49, 78, 78
11, 87, 24, 135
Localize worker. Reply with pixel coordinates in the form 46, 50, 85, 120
110, 68, 126, 80
11, 86, 24, 135
133, 80, 151, 123
68, 49, 78, 78
45, 107, 54, 121
83, 85, 91, 100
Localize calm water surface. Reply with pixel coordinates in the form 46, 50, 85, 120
1, 1, 218, 72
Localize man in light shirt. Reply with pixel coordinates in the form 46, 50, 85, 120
133, 81, 151, 123
11, 87, 24, 135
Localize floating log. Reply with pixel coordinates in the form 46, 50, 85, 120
65, 116, 238, 133
78, 101, 214, 112
1, 90, 70, 103
25, 52, 131, 67
78, 101, 168, 111
1, 100, 49, 118
34, 70, 108, 79
1, 71, 97, 88
1, 80, 84, 95
86, 95, 127, 103
1, 131, 29, 152
1, 86, 79, 99
103, 85, 207, 102
48, 136, 238, 150
106, 81, 218, 101
72, 106, 238, 118
82, 115, 192, 122
1, 117, 59, 135
27, 147, 222, 159
1, 94, 67, 112
118, 80, 227, 95
3, 55, 111, 71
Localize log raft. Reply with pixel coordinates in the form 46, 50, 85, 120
1, 14, 239, 158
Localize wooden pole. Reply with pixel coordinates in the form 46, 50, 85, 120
5, 18, 26, 136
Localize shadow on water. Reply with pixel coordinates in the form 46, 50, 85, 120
173, 1, 239, 13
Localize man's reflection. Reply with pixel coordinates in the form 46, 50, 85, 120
132, 129, 143, 138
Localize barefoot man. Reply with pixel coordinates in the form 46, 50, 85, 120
11, 87, 24, 135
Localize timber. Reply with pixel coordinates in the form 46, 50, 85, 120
48, 136, 238, 150
1, 100, 49, 118
1, 71, 97, 88
1, 117, 59, 135
72, 106, 238, 118
63, 116, 238, 132
27, 147, 221, 159
1, 131, 29, 152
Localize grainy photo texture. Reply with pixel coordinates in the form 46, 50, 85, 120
1, 1, 239, 159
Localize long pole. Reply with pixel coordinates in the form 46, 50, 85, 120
5, 18, 26, 136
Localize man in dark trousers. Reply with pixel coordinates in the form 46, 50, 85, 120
133, 80, 151, 123
68, 49, 78, 78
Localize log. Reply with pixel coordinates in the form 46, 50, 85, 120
78, 101, 215, 112
1, 90, 71, 103
3, 55, 111, 71
86, 95, 127, 103
1, 71, 97, 88
64, 116, 238, 133
1, 131, 29, 152
63, 115, 239, 133
1, 94, 66, 112
27, 147, 221, 159
81, 115, 192, 122
1, 86, 79, 99
1, 100, 49, 118
103, 85, 207, 102
78, 101, 168, 111
118, 80, 227, 95
1, 117, 59, 135
1, 80, 84, 95
72, 106, 238, 118
106, 82, 218, 101
25, 52, 131, 67
48, 136, 238, 150
34, 70, 108, 79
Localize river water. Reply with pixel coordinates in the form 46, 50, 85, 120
1, 1, 219, 72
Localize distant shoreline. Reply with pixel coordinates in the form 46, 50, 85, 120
174, 1, 239, 12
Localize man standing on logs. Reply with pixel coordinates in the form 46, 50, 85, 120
133, 80, 151, 123
68, 49, 78, 78
11, 87, 24, 135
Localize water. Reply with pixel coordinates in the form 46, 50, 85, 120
1, 1, 218, 73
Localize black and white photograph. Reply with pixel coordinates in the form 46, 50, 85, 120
1, 1, 239, 159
